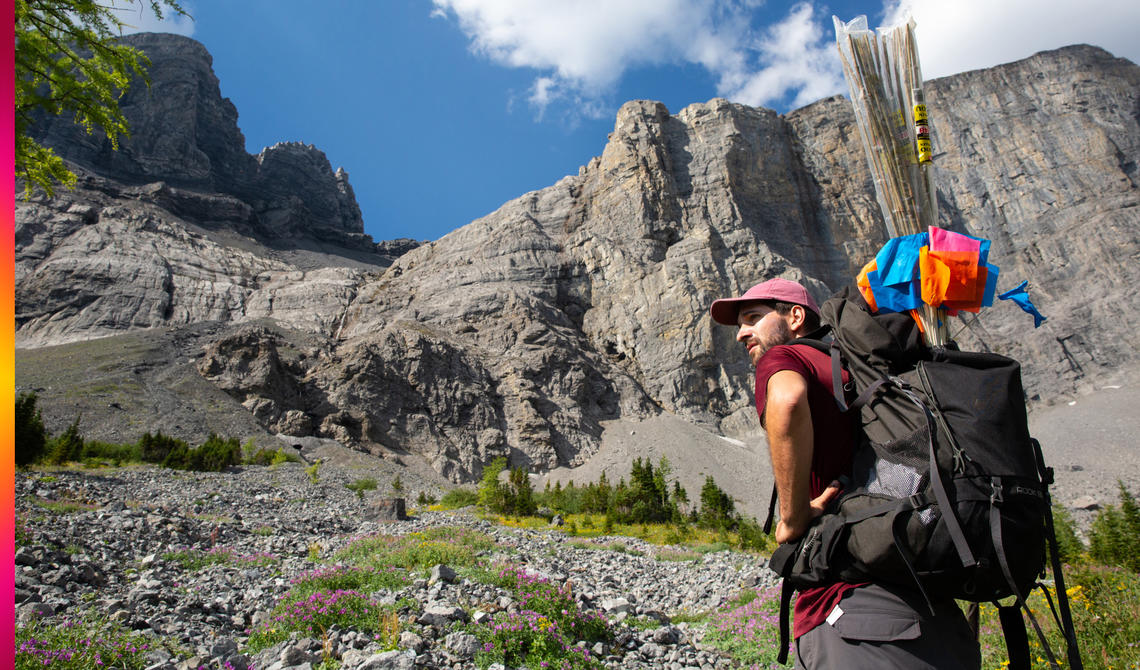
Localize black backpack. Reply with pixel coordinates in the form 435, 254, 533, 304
765, 285, 1082, 669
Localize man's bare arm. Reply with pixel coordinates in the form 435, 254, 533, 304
766, 369, 842, 544
764, 369, 816, 543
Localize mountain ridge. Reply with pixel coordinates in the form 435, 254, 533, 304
16, 35, 1140, 487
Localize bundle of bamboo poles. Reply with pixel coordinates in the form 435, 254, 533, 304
834, 15, 947, 346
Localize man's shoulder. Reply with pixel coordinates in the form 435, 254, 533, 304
760, 342, 824, 365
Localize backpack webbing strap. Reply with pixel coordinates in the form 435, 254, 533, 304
998, 603, 1031, 670
1034, 439, 1084, 670
763, 483, 778, 534
899, 383, 979, 569
776, 575, 795, 665
1044, 517, 1084, 666
989, 492, 1063, 670
828, 342, 887, 413
890, 506, 936, 616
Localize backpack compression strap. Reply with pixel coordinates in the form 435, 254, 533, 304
1034, 439, 1084, 669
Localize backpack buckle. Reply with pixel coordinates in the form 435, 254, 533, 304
990, 478, 1004, 505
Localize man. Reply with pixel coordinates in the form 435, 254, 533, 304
710, 278, 979, 669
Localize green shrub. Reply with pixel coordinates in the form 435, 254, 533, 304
336, 527, 496, 572
345, 477, 378, 501
305, 459, 321, 484
478, 457, 538, 516
416, 491, 438, 506
478, 457, 510, 512
287, 564, 411, 599
974, 562, 1140, 670
82, 440, 142, 464
247, 589, 397, 652
46, 419, 84, 465
160, 433, 241, 472
138, 431, 188, 464
163, 546, 279, 571
469, 565, 610, 669
735, 515, 775, 553
439, 487, 478, 509
1049, 503, 1085, 564
245, 451, 300, 464
699, 476, 736, 530
1089, 482, 1140, 572
16, 613, 169, 670
702, 585, 787, 667
15, 392, 48, 466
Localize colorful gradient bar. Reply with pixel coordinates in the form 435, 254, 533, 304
4, 0, 17, 664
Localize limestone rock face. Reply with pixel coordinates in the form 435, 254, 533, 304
15, 36, 1140, 484
29, 33, 254, 193
24, 32, 406, 250
251, 143, 365, 237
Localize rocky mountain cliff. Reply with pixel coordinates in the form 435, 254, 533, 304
16, 35, 1140, 485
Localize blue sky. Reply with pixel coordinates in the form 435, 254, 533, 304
126, 0, 1140, 244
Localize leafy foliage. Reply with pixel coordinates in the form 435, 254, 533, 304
1049, 503, 1085, 565
478, 457, 537, 516
539, 457, 693, 527
286, 565, 411, 600
159, 433, 241, 472
304, 459, 321, 484
162, 546, 278, 571
698, 476, 736, 530
335, 526, 497, 573
46, 418, 84, 465
438, 487, 479, 509
15, 392, 48, 466
138, 431, 187, 464
16, 613, 168, 670
1089, 482, 1140, 572
246, 589, 395, 652
702, 584, 788, 668
345, 477, 378, 501
244, 446, 300, 466
469, 565, 610, 669
15, 0, 189, 196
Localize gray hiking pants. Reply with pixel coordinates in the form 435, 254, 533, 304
794, 583, 981, 670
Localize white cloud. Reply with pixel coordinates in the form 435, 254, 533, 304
880, 0, 1140, 80
115, 0, 196, 37
432, 0, 839, 116
432, 0, 1140, 119
720, 2, 845, 109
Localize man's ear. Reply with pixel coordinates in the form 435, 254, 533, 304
788, 304, 807, 332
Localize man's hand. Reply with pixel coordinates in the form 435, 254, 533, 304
774, 481, 842, 544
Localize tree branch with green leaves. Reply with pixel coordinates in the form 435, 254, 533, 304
14, 0, 190, 197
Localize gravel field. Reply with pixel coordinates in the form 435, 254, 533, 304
15, 460, 771, 670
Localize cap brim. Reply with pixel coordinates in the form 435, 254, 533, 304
710, 298, 748, 326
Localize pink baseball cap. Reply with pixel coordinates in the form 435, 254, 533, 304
709, 278, 821, 326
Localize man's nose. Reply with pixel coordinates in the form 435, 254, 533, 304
735, 327, 748, 342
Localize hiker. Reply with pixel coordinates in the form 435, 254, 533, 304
710, 278, 980, 669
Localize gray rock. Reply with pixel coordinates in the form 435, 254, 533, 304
398, 631, 425, 653
16, 601, 54, 622
602, 597, 633, 615
443, 632, 481, 658
429, 563, 457, 584
343, 650, 415, 670
1071, 496, 1101, 510
365, 498, 407, 522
